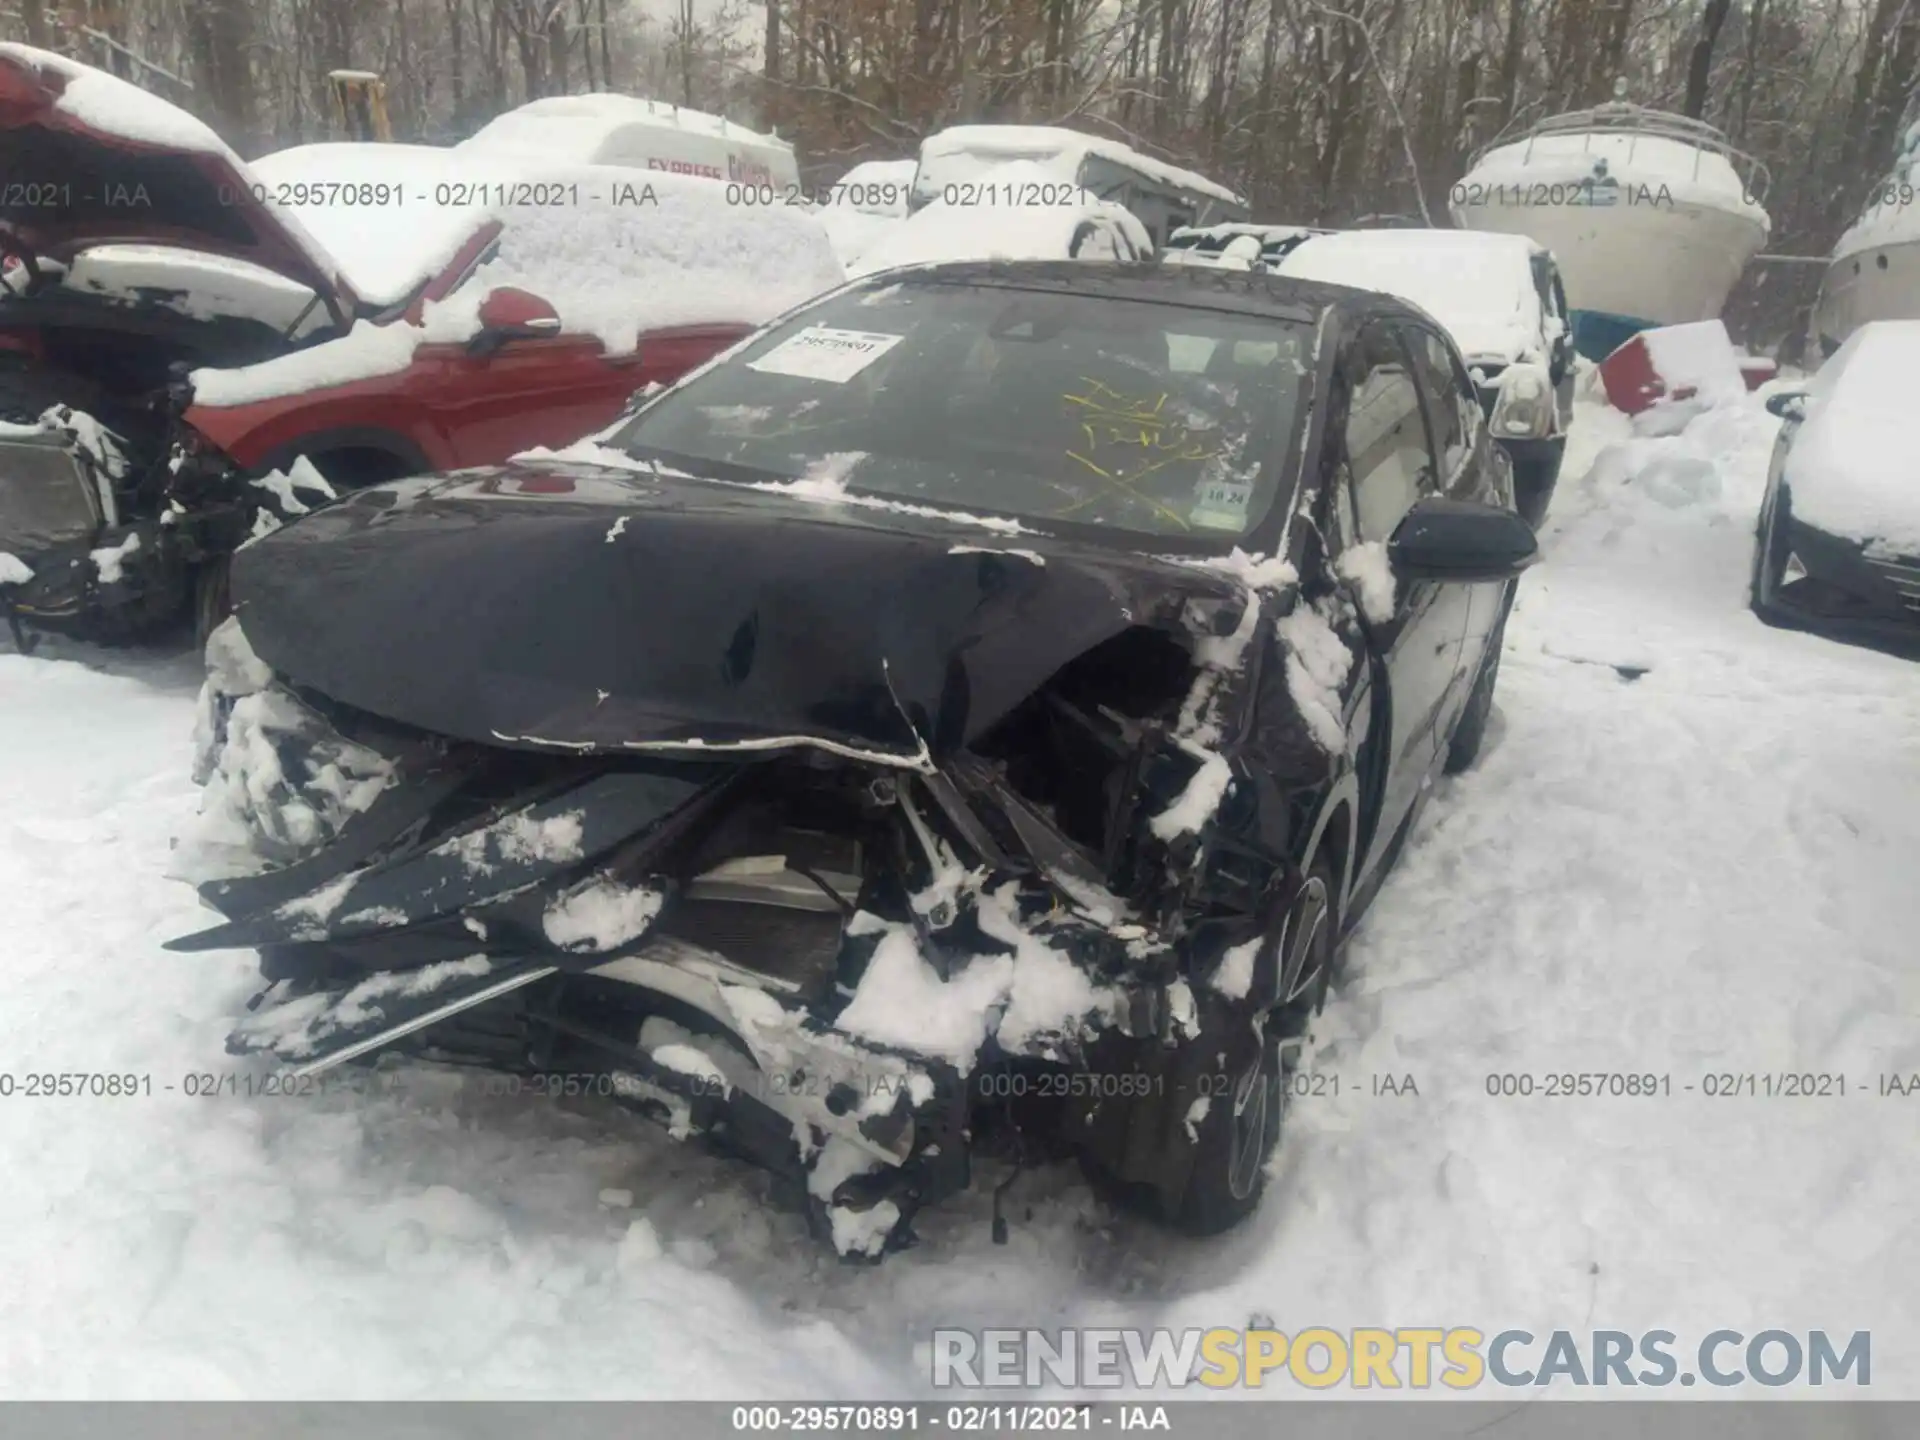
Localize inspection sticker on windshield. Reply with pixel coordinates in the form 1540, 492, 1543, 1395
748, 326, 904, 383
1190, 477, 1253, 530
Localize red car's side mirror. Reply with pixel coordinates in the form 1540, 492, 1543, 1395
468, 287, 562, 355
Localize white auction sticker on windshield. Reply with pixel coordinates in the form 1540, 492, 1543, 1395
747, 326, 904, 383
1190, 477, 1253, 530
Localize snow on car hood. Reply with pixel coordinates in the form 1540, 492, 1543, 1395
225, 459, 1253, 765
1784, 323, 1920, 556
188, 162, 846, 408
1278, 229, 1547, 365
0, 44, 350, 315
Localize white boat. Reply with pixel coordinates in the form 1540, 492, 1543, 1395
1810, 125, 1920, 358
1451, 97, 1771, 360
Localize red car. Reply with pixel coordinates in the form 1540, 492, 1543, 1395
0, 44, 843, 647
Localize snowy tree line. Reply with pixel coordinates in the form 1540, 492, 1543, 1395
6, 0, 1919, 342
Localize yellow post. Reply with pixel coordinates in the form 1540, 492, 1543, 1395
327, 69, 392, 141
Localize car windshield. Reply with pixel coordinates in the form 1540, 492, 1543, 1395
610, 279, 1312, 542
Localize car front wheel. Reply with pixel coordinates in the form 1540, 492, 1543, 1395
1444, 611, 1508, 775
1169, 859, 1338, 1236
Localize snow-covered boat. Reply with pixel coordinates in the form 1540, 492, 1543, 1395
1451, 98, 1771, 360
1809, 123, 1920, 358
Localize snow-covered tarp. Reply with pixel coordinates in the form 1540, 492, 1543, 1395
848, 160, 1153, 277
1278, 229, 1548, 365
1782, 321, 1920, 556
189, 162, 846, 408
912, 124, 1245, 208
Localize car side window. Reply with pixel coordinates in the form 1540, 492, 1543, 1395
1407, 325, 1483, 494
1343, 322, 1438, 545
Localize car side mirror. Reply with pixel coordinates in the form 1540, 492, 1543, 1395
467, 286, 562, 356
1388, 496, 1539, 583
1764, 390, 1808, 422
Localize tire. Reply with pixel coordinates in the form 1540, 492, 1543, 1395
1444, 614, 1506, 775
1166, 858, 1339, 1237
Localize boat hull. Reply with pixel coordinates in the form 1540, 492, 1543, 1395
1451, 194, 1768, 359
1811, 239, 1920, 359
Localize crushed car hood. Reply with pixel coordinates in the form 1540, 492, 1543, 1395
229, 460, 1252, 764
0, 44, 351, 322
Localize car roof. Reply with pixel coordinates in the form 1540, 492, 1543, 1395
849, 258, 1393, 327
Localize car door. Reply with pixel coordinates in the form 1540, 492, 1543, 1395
1331, 318, 1470, 854
1406, 319, 1510, 694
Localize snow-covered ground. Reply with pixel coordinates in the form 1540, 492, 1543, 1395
3, 383, 1917, 1397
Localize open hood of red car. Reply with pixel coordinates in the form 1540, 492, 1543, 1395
0, 44, 355, 324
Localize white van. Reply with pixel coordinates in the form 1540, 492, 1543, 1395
461, 94, 801, 193
908, 125, 1246, 247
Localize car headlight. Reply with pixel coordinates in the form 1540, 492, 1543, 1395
1490, 364, 1553, 438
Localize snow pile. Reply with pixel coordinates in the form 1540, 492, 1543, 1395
250, 455, 339, 517
973, 885, 1126, 1055
542, 875, 668, 953
833, 915, 1015, 1069
85, 537, 139, 587
1460, 122, 1767, 223
181, 632, 397, 879
447, 810, 586, 878
1276, 598, 1357, 755
1780, 322, 1920, 555
807, 1138, 902, 1260
0, 552, 32, 585
850, 160, 1152, 277
1279, 229, 1548, 364
1333, 539, 1396, 624
834, 881, 1127, 1070
1148, 745, 1234, 841
1210, 936, 1261, 1000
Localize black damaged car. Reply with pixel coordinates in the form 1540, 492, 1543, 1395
171, 262, 1536, 1257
